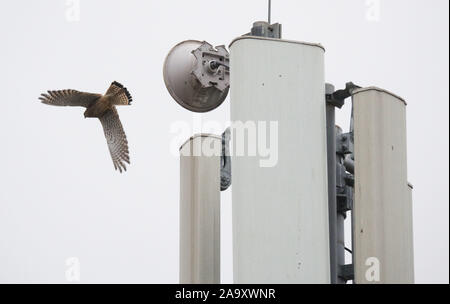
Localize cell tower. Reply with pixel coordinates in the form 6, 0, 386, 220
163, 1, 414, 284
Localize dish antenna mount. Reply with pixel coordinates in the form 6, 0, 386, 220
163, 40, 230, 113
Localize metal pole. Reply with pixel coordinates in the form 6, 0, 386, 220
179, 134, 221, 284
268, 0, 271, 24
326, 83, 348, 284
336, 212, 346, 284
326, 101, 338, 284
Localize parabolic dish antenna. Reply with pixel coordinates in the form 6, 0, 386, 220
163, 40, 230, 113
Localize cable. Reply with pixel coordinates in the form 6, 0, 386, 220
209, 61, 229, 71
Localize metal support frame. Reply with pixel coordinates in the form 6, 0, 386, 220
326, 82, 359, 284
336, 131, 355, 214
244, 21, 282, 39
191, 42, 230, 92
326, 82, 361, 109
335, 126, 355, 283
243, 1, 281, 39
221, 128, 231, 191
339, 264, 355, 282
246, 1, 281, 39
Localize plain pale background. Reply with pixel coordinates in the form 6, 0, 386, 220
0, 0, 448, 283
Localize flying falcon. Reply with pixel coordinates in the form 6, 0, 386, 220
39, 81, 132, 173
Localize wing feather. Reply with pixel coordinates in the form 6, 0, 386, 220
99, 107, 130, 173
39, 89, 101, 107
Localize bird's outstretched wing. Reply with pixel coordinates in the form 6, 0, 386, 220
105, 81, 133, 105
99, 107, 130, 173
39, 90, 101, 107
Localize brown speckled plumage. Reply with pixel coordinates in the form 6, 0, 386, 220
39, 81, 132, 173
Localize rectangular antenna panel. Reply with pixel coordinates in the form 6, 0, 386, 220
352, 88, 414, 284
179, 134, 221, 284
230, 37, 330, 283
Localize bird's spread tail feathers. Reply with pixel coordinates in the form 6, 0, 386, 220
106, 81, 132, 105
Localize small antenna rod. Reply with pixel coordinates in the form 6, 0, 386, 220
268, 0, 272, 24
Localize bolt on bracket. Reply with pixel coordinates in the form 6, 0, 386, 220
326, 82, 361, 108
192, 42, 230, 92
338, 264, 355, 282
244, 21, 282, 39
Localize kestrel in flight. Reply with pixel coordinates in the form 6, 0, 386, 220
39, 81, 132, 173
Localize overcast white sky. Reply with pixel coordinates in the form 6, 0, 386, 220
0, 0, 448, 283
